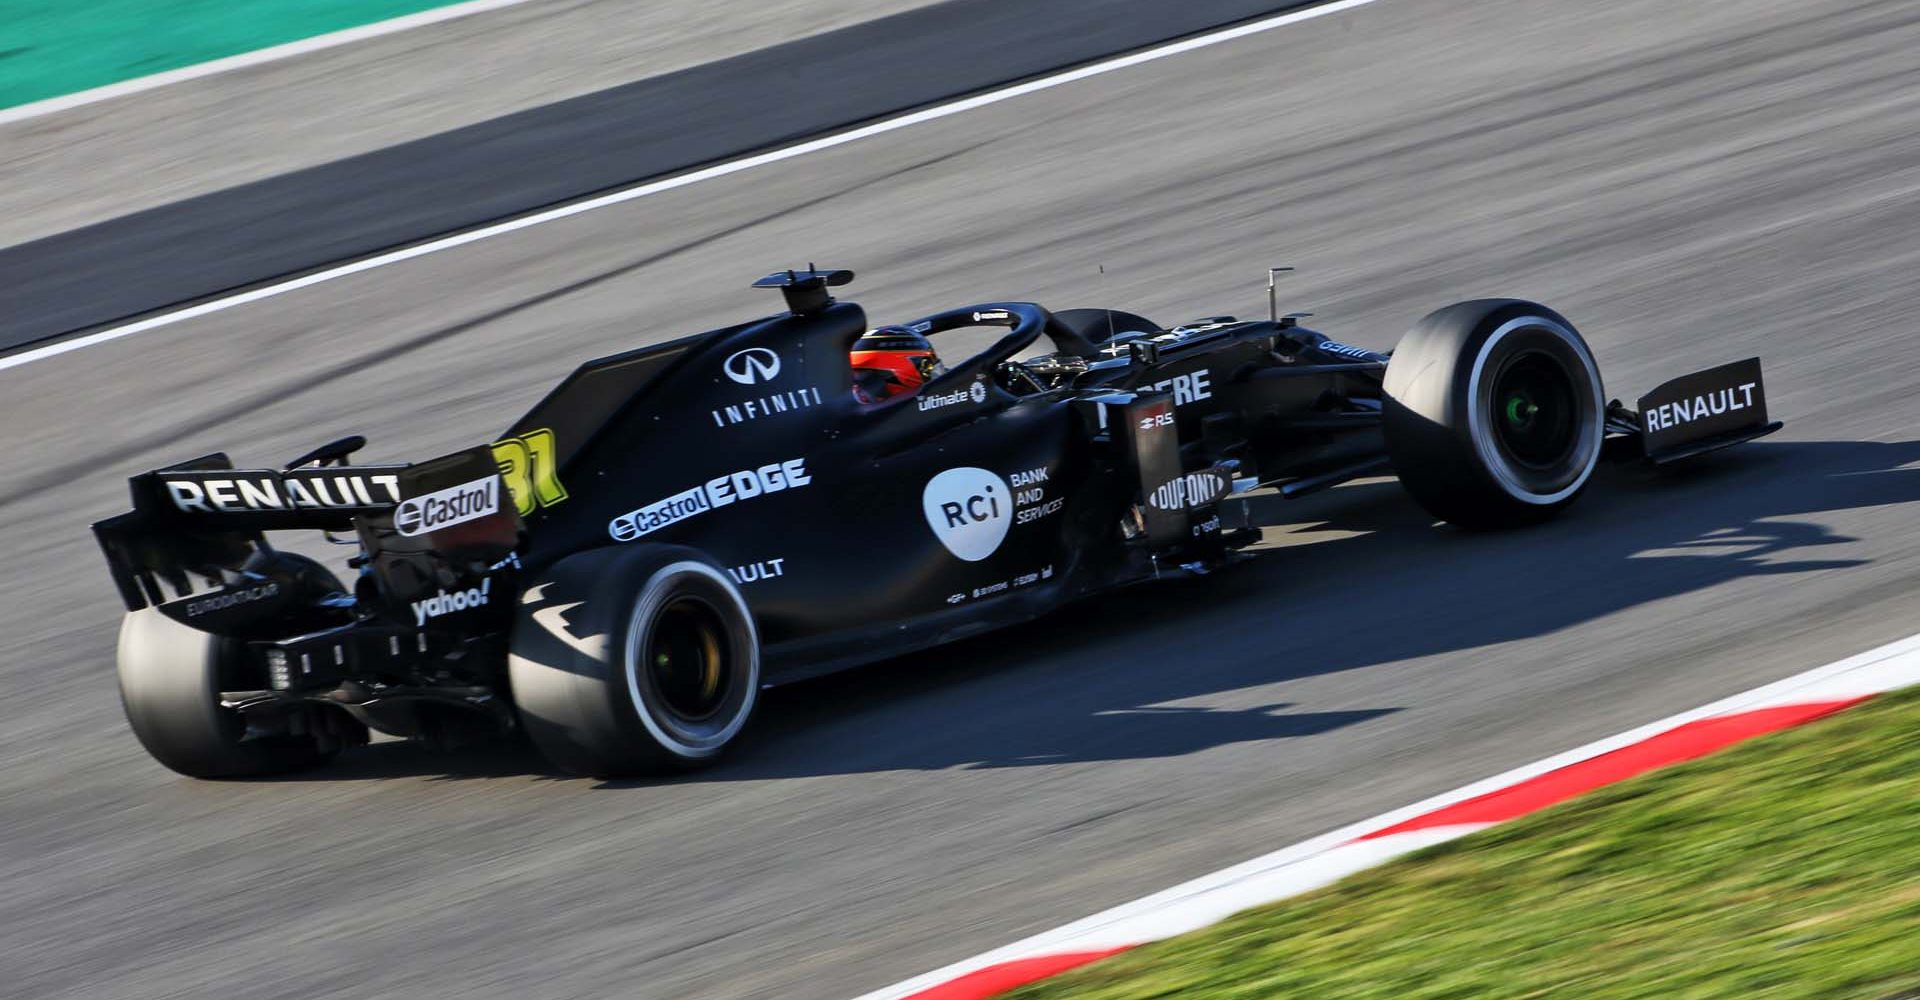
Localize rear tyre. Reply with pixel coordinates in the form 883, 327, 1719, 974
509, 546, 760, 777
1382, 299, 1604, 528
117, 609, 333, 778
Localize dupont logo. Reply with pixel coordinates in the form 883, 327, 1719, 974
723, 347, 782, 385
1148, 470, 1228, 511
395, 477, 501, 536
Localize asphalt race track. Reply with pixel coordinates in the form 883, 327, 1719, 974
6, 0, 1920, 997
0, 0, 1320, 348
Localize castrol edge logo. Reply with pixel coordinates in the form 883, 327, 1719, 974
394, 477, 501, 537
608, 459, 811, 542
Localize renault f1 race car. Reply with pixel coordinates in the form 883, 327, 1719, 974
94, 267, 1780, 778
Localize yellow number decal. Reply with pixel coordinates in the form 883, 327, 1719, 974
491, 428, 568, 516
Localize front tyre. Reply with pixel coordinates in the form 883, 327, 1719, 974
1382, 299, 1604, 528
509, 547, 760, 777
117, 609, 333, 778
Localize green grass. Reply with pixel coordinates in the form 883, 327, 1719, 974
0, 0, 467, 109
1016, 687, 1920, 1000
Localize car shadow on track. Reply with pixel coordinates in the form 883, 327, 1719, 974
274, 736, 559, 781
300, 438, 1920, 785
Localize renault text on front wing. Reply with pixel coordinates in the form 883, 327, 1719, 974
608, 459, 812, 541
1643, 383, 1759, 432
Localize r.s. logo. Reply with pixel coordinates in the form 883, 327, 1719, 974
922, 467, 1010, 562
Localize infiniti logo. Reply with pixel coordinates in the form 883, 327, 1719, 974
723, 347, 782, 385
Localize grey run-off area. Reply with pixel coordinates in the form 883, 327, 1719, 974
6, 0, 1920, 999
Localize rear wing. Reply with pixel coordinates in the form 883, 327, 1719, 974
94, 447, 520, 612
124, 456, 408, 530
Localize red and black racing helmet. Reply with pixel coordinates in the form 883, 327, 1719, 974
850, 325, 946, 403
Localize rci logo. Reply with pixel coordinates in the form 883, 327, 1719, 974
723, 347, 782, 385
922, 467, 1010, 562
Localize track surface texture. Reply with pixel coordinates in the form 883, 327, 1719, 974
7, 1, 1920, 998
0, 0, 942, 245
0, 0, 1313, 350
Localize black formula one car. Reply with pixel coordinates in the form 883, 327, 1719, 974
94, 267, 1779, 778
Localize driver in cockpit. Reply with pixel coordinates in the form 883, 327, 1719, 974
850, 325, 947, 403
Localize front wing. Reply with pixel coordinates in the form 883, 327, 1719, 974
1611, 357, 1782, 463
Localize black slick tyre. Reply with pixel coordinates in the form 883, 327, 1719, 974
117, 609, 333, 778
508, 546, 760, 777
1382, 299, 1604, 528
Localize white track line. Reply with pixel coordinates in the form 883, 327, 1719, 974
852, 631, 1920, 999
0, 0, 550, 127
0, 0, 1383, 376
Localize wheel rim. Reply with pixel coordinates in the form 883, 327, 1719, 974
1491, 350, 1579, 469
643, 596, 732, 723
1464, 315, 1604, 505
622, 562, 759, 758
